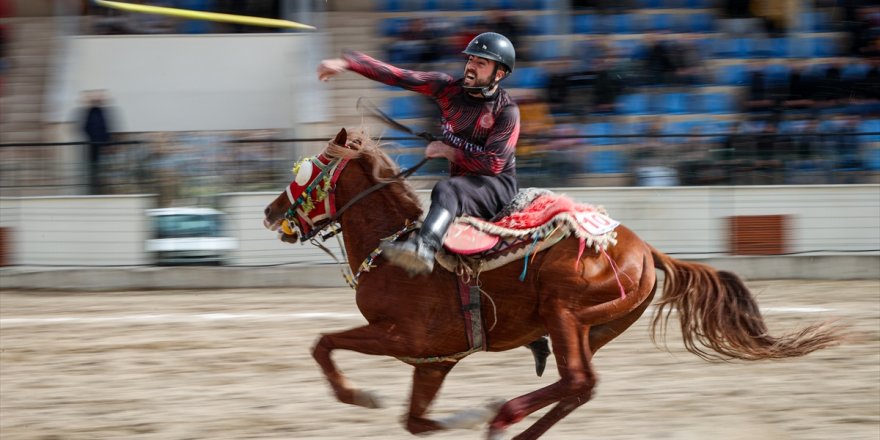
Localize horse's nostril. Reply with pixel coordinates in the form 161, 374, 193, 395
264, 206, 271, 217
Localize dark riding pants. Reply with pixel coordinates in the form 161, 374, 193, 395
430, 173, 518, 219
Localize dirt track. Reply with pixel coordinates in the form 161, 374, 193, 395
1, 280, 878, 440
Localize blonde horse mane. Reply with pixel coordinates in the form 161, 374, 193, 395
324, 128, 424, 210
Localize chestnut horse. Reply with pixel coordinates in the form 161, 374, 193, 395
263, 128, 843, 439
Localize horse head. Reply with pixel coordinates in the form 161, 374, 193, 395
263, 127, 423, 247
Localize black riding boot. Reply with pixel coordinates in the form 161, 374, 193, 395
526, 336, 551, 377
380, 206, 453, 276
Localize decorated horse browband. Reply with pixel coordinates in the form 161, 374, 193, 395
283, 153, 349, 242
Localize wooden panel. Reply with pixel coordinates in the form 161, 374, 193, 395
0, 227, 8, 267
729, 215, 789, 255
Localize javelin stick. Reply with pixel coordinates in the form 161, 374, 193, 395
356, 97, 437, 142
93, 0, 317, 30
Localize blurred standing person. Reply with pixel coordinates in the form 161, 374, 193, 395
79, 90, 116, 195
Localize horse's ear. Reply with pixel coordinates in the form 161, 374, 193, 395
333, 128, 347, 148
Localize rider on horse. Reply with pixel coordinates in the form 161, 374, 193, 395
318, 32, 519, 277
318, 32, 551, 375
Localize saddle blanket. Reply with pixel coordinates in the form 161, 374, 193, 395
437, 189, 619, 274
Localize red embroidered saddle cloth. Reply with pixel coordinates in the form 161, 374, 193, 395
442, 192, 619, 257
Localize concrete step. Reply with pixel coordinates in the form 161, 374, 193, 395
0, 83, 43, 97
0, 129, 44, 144
1, 111, 42, 125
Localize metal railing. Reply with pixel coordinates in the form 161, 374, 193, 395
1, 131, 877, 203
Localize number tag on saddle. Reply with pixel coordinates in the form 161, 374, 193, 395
574, 211, 620, 236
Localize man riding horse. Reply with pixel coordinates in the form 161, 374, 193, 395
318, 32, 550, 374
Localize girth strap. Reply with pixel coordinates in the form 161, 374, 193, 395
457, 276, 487, 352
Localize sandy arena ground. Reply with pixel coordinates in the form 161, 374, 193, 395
1, 280, 878, 440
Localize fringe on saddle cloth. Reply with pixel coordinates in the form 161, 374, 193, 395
436, 188, 620, 277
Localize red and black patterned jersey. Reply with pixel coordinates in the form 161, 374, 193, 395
344, 51, 520, 177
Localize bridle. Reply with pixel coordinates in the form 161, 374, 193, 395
282, 153, 431, 243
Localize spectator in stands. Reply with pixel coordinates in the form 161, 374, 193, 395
488, 10, 524, 61
745, 60, 777, 114
827, 114, 864, 182
545, 58, 574, 116
78, 90, 117, 195
847, 6, 880, 57
644, 33, 677, 85
782, 61, 817, 112
541, 119, 583, 186
671, 34, 707, 85
816, 62, 846, 111
857, 59, 880, 113
753, 120, 785, 183
592, 55, 624, 114
632, 117, 679, 186
0, 23, 7, 78
517, 91, 555, 159
749, 0, 795, 36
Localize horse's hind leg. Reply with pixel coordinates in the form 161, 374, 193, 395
312, 323, 403, 409
488, 312, 596, 439
511, 288, 658, 440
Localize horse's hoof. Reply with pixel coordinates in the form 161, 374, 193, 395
487, 428, 508, 440
353, 390, 383, 409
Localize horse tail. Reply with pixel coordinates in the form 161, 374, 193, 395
648, 246, 844, 361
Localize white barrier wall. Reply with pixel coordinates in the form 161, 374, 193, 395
223, 185, 880, 265
0, 195, 154, 266
1, 186, 878, 267
50, 33, 326, 132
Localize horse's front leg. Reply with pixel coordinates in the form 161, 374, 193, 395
312, 323, 402, 409
405, 362, 456, 434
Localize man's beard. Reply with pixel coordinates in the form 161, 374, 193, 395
463, 69, 491, 88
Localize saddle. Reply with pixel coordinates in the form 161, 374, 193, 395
436, 189, 620, 275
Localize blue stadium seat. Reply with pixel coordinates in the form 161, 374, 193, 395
747, 38, 777, 58
689, 12, 714, 32
583, 123, 614, 146
858, 119, 880, 143
842, 63, 870, 80
769, 37, 791, 58
764, 63, 791, 85
573, 14, 600, 34
609, 14, 640, 34
378, 0, 407, 11
386, 96, 427, 120
789, 37, 835, 58
529, 38, 566, 60
611, 39, 646, 59
798, 11, 831, 32
379, 18, 408, 37
700, 92, 736, 114
384, 129, 423, 148
528, 14, 563, 35
685, 0, 711, 7
588, 150, 627, 174
713, 38, 748, 58
659, 93, 689, 114
506, 66, 548, 88
813, 36, 838, 57
637, 0, 663, 8
647, 13, 672, 32
866, 148, 880, 171
617, 93, 649, 115
717, 63, 748, 85
394, 152, 432, 175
